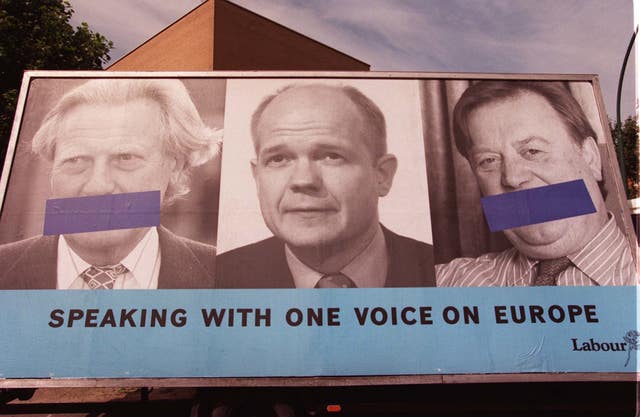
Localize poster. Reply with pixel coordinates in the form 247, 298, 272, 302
0, 72, 636, 383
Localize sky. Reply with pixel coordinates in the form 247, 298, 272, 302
69, 0, 637, 119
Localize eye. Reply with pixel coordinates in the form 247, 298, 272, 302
521, 147, 545, 160
56, 156, 90, 174
475, 155, 501, 171
63, 157, 81, 164
264, 154, 291, 167
319, 151, 345, 165
113, 153, 143, 170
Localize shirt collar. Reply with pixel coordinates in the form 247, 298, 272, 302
120, 227, 158, 282
285, 225, 389, 288
512, 249, 537, 286
58, 236, 90, 289
57, 227, 159, 289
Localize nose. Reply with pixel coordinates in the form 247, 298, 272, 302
500, 157, 531, 190
82, 161, 117, 196
288, 158, 322, 194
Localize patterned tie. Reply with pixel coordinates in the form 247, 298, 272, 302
80, 264, 128, 289
533, 257, 572, 286
315, 272, 357, 288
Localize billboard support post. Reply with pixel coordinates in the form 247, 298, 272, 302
615, 26, 637, 188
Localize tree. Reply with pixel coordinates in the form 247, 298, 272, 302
0, 0, 112, 164
610, 115, 639, 199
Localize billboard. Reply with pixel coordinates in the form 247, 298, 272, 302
0, 71, 636, 386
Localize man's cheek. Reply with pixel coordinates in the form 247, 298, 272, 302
255, 182, 276, 218
50, 177, 77, 197
475, 177, 497, 196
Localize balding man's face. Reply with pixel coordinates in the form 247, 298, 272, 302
50, 99, 178, 260
251, 86, 396, 256
467, 92, 606, 259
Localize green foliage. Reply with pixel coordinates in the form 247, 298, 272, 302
610, 115, 639, 199
0, 0, 112, 164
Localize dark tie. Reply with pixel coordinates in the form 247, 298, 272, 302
315, 273, 357, 288
533, 257, 572, 286
80, 264, 128, 289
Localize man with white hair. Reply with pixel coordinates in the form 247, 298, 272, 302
0, 79, 219, 289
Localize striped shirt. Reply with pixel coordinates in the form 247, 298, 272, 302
436, 216, 638, 287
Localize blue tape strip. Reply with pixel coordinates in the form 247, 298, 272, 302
43, 191, 161, 235
481, 180, 597, 232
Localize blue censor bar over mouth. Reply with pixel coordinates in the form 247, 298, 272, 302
480, 179, 596, 232
44, 191, 161, 235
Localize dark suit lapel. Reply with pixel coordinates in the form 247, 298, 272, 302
3, 236, 58, 289
384, 227, 412, 287
382, 225, 436, 287
269, 239, 296, 288
216, 236, 295, 288
157, 227, 213, 289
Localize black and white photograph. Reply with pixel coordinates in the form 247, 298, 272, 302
1, 74, 635, 291
215, 78, 435, 288
423, 79, 638, 287
0, 76, 223, 289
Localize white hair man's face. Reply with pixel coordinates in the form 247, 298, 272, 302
467, 92, 606, 259
251, 86, 396, 260
50, 99, 178, 262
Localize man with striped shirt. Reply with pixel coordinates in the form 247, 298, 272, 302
436, 81, 637, 287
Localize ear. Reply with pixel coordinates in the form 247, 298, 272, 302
250, 158, 257, 180
374, 154, 398, 197
578, 137, 602, 182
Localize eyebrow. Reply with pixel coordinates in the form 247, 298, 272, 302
54, 148, 91, 159
471, 136, 552, 155
55, 142, 148, 158
515, 136, 551, 147
258, 143, 288, 157
259, 142, 352, 155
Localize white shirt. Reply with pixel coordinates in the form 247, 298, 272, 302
285, 225, 389, 288
57, 227, 161, 289
436, 214, 638, 287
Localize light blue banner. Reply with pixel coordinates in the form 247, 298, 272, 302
0, 287, 636, 378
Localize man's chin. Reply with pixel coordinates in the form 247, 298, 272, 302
63, 228, 149, 260
276, 226, 344, 252
505, 227, 570, 259
282, 235, 336, 251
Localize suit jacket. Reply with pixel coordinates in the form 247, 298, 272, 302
216, 226, 435, 288
0, 227, 215, 289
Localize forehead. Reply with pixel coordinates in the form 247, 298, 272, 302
254, 86, 366, 149
56, 99, 163, 146
468, 92, 571, 146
